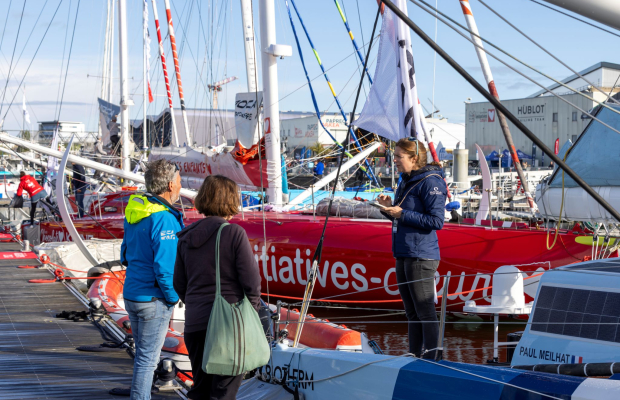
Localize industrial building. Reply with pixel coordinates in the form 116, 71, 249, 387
132, 108, 315, 148
36, 121, 90, 145
280, 113, 465, 156
465, 62, 620, 165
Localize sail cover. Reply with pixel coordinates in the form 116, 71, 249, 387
354, 0, 425, 142
549, 105, 620, 188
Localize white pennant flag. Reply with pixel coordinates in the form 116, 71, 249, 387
22, 93, 31, 125
354, 0, 426, 142
44, 126, 60, 194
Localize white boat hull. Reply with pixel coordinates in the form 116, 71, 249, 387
536, 184, 620, 222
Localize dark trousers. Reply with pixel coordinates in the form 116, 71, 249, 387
29, 201, 38, 224
184, 329, 243, 400
395, 258, 440, 359
75, 188, 85, 218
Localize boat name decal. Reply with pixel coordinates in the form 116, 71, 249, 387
518, 345, 582, 364
262, 364, 315, 391
253, 245, 493, 301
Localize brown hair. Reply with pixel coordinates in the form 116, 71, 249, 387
20, 171, 25, 177
395, 138, 441, 169
194, 175, 240, 217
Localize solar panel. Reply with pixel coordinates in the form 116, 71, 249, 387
531, 285, 620, 343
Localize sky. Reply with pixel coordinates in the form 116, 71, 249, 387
0, 0, 618, 137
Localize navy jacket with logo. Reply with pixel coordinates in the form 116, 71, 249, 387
384, 165, 447, 260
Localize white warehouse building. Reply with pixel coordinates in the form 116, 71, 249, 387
280, 113, 465, 155
465, 62, 620, 164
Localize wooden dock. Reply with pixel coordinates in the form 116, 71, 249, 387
0, 242, 179, 399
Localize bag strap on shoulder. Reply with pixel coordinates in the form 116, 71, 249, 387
215, 222, 230, 296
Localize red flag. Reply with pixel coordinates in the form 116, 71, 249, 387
148, 82, 154, 103
554, 138, 559, 155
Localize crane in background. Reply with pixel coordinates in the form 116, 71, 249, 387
208, 76, 238, 109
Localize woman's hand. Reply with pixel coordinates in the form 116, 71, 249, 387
383, 206, 402, 219
376, 194, 392, 207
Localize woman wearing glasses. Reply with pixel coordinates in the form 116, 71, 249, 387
376, 138, 447, 359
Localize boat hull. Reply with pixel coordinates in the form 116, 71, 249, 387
40, 208, 594, 310
256, 344, 620, 399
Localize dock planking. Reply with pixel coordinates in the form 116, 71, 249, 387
0, 243, 179, 399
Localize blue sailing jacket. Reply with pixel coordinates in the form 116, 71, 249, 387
121, 193, 185, 304
386, 165, 447, 260
313, 161, 325, 176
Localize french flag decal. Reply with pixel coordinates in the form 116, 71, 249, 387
571, 355, 583, 363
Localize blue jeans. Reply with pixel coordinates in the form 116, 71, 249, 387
125, 299, 173, 400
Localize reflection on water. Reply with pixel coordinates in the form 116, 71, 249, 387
310, 307, 526, 364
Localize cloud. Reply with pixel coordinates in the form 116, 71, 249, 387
506, 80, 537, 90
1, 101, 92, 107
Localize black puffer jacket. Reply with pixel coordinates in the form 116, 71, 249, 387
173, 216, 261, 333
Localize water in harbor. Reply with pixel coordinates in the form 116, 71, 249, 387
310, 306, 527, 364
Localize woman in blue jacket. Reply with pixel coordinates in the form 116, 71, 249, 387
377, 138, 447, 359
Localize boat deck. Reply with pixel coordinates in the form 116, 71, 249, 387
0, 242, 179, 399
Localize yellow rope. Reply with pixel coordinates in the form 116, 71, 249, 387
546, 154, 569, 250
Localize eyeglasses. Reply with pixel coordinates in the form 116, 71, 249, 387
406, 137, 419, 155
169, 161, 180, 172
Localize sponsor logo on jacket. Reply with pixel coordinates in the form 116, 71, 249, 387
160, 230, 177, 240
429, 187, 442, 195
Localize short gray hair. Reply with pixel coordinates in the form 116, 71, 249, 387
144, 159, 178, 195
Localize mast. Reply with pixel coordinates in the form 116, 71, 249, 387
240, 0, 258, 93
163, 0, 191, 146
151, 0, 179, 146
259, 0, 291, 205
108, 0, 115, 102
458, 0, 536, 213
101, 0, 111, 103
118, 0, 132, 173
142, 0, 148, 150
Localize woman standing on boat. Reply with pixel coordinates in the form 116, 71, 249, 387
174, 175, 261, 400
377, 138, 447, 359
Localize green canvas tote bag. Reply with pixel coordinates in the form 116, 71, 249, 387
202, 223, 270, 375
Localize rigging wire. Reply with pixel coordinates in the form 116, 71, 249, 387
0, 0, 27, 119
409, 0, 620, 136
285, 1, 354, 155
288, 0, 380, 186
477, 0, 620, 105
0, 0, 50, 127
526, 0, 620, 39
1, 0, 64, 125
55, 0, 81, 121
0, 1, 13, 58
54, 0, 73, 119
414, 0, 620, 118
292, 5, 382, 347
142, 34, 381, 166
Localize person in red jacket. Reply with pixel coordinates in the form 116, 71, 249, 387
17, 171, 48, 225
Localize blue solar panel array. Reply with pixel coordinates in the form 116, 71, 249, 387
532, 285, 620, 342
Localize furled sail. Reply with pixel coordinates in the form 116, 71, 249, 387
354, 0, 426, 143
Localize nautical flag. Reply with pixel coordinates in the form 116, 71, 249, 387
144, 0, 154, 103
354, 0, 427, 143
44, 126, 60, 194
22, 93, 30, 125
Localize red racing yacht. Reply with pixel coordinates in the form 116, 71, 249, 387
37, 190, 596, 311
